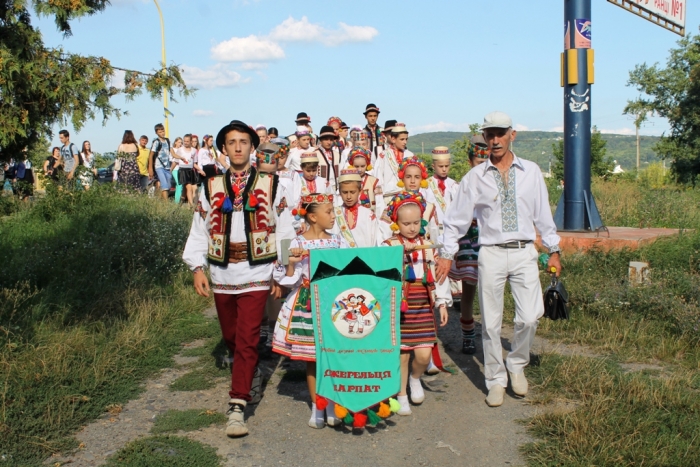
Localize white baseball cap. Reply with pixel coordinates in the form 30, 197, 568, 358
481, 111, 513, 130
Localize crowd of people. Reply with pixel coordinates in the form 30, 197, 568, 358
180, 104, 563, 438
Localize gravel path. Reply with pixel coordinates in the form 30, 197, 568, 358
50, 307, 578, 467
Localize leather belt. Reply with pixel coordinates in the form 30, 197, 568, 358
228, 242, 248, 263
494, 240, 532, 249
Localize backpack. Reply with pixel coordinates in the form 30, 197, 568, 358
72, 144, 85, 166
152, 137, 171, 168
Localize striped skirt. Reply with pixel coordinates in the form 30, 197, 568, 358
449, 220, 480, 285
400, 282, 438, 350
272, 284, 317, 362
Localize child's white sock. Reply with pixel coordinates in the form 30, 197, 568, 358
409, 375, 425, 404
397, 395, 412, 416
325, 401, 340, 427
308, 403, 325, 429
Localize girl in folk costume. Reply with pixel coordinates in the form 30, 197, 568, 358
271, 193, 350, 428
373, 123, 415, 204
327, 116, 345, 153
329, 169, 379, 248
378, 156, 440, 244
183, 121, 295, 438
348, 147, 385, 215
448, 136, 489, 354
381, 192, 451, 415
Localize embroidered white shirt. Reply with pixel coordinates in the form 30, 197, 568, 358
442, 154, 560, 257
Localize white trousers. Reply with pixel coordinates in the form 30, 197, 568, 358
478, 244, 544, 390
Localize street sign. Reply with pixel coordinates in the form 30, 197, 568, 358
607, 0, 686, 36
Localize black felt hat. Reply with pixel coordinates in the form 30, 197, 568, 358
340, 121, 349, 129
318, 125, 338, 139
216, 120, 260, 151
295, 112, 311, 123
383, 119, 397, 132
363, 103, 380, 116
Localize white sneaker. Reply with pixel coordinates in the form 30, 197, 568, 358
509, 371, 528, 396
409, 376, 425, 404
425, 359, 440, 375
397, 395, 412, 416
325, 401, 341, 427
485, 385, 505, 407
226, 399, 248, 437
308, 403, 325, 429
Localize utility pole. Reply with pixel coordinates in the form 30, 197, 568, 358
153, 0, 169, 138
554, 0, 604, 231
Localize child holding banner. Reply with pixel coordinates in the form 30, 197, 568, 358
271, 193, 350, 428
329, 168, 378, 248
382, 191, 450, 415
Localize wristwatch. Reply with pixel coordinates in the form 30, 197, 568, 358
548, 245, 561, 255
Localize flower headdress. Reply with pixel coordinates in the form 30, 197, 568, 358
385, 191, 428, 234
327, 116, 342, 127
397, 156, 429, 189
277, 144, 290, 158
291, 193, 334, 219
255, 143, 281, 165
469, 142, 489, 160
347, 147, 372, 171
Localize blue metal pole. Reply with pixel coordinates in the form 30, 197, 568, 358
555, 0, 604, 231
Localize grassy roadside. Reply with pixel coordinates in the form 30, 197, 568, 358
0, 186, 211, 466
522, 181, 700, 466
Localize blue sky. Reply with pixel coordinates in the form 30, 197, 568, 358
35, 0, 696, 153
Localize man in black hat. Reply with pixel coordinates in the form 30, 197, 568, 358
374, 119, 397, 164
314, 125, 341, 192
363, 103, 381, 152
183, 120, 294, 437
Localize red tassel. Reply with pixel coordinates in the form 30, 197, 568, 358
248, 195, 259, 207
307, 299, 312, 311
353, 412, 368, 428
427, 268, 435, 284
315, 396, 328, 410
401, 299, 408, 312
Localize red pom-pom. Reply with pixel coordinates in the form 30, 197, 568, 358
248, 195, 259, 207
315, 396, 328, 410
292, 209, 298, 216
300, 208, 307, 216
353, 412, 368, 428
426, 268, 435, 285
401, 299, 408, 313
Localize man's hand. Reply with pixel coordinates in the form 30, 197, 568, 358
67, 172, 74, 180
547, 253, 562, 277
435, 257, 452, 284
193, 270, 210, 297
270, 281, 283, 299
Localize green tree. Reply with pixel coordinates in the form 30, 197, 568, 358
0, 0, 194, 161
626, 31, 700, 183
551, 126, 613, 181
469, 122, 481, 135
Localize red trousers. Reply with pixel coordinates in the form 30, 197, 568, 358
214, 290, 268, 401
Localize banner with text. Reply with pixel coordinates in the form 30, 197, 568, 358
310, 246, 403, 413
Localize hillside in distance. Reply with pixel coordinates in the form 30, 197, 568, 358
408, 131, 661, 171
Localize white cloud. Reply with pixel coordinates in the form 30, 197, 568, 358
108, 69, 126, 90
549, 126, 564, 132
514, 124, 530, 131
181, 64, 250, 89
192, 110, 215, 117
211, 35, 285, 62
241, 62, 269, 70
269, 16, 378, 46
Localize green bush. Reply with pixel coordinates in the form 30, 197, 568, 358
105, 436, 220, 467
0, 186, 212, 466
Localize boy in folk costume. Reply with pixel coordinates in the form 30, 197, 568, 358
373, 123, 415, 204
329, 169, 378, 248
373, 119, 397, 164
378, 156, 439, 244
381, 192, 451, 415
347, 147, 385, 216
285, 126, 313, 172
447, 135, 490, 354
183, 121, 295, 437
299, 153, 332, 195
421, 146, 461, 306
314, 125, 341, 192
363, 103, 382, 152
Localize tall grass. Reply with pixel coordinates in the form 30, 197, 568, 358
0, 185, 211, 466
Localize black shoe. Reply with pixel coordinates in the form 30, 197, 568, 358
462, 338, 476, 355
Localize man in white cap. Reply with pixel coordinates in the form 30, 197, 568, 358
436, 111, 562, 408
